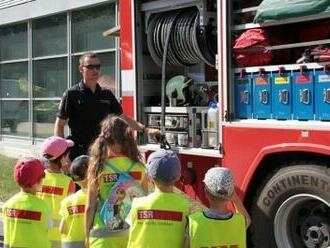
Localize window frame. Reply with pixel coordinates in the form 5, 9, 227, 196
0, 2, 120, 141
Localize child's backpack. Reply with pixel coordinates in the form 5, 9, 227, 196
233, 28, 273, 66
99, 161, 146, 230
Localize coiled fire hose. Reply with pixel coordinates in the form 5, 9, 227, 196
146, 8, 216, 148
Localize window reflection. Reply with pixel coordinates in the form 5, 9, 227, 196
72, 4, 116, 52
0, 23, 27, 61
33, 14, 67, 57
33, 58, 67, 97
33, 100, 59, 138
1, 100, 29, 136
0, 63, 28, 98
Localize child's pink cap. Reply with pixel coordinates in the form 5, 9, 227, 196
41, 136, 74, 160
14, 158, 45, 187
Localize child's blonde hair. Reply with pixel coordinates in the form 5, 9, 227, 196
88, 115, 142, 184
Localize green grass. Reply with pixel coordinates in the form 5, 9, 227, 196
0, 155, 19, 202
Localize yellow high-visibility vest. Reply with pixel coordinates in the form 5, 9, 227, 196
37, 171, 74, 244
3, 191, 51, 248
127, 191, 189, 248
60, 189, 86, 246
89, 156, 146, 248
188, 212, 246, 248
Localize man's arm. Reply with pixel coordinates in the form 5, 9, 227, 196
54, 117, 67, 138
120, 113, 160, 139
120, 113, 145, 132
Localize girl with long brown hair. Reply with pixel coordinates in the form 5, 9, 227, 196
85, 115, 147, 248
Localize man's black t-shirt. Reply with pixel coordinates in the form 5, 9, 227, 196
57, 81, 123, 152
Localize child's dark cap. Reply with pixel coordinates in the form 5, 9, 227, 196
70, 155, 89, 181
147, 149, 181, 183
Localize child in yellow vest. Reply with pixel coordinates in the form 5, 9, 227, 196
127, 149, 190, 248
60, 155, 89, 248
185, 167, 251, 248
3, 158, 51, 248
37, 136, 76, 247
85, 115, 147, 248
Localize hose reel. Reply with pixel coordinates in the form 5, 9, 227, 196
147, 8, 217, 67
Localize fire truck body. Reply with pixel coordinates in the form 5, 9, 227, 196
118, 0, 330, 247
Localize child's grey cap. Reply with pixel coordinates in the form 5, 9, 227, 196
147, 149, 181, 183
70, 155, 89, 181
203, 167, 234, 199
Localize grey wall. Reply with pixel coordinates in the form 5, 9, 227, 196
0, 0, 115, 25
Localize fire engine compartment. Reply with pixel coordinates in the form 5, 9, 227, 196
230, 0, 330, 124
134, 2, 330, 241
136, 0, 219, 153
136, 0, 330, 154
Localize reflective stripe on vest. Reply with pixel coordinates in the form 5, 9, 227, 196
60, 190, 87, 242
188, 212, 246, 248
3, 192, 50, 248
127, 192, 189, 248
62, 241, 85, 248
37, 171, 72, 221
89, 227, 129, 237
37, 171, 73, 242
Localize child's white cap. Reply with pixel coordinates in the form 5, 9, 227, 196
203, 167, 234, 199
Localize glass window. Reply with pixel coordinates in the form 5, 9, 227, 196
72, 52, 116, 93
1, 100, 29, 136
0, 62, 28, 98
0, 23, 27, 61
72, 4, 116, 52
33, 58, 67, 97
33, 100, 59, 138
32, 14, 67, 57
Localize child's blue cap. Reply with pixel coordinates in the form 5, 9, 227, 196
147, 149, 181, 183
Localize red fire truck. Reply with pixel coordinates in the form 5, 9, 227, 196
115, 0, 330, 247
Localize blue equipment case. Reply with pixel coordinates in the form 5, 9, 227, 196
292, 70, 314, 120
272, 72, 291, 120
253, 72, 271, 119
315, 69, 330, 120
235, 73, 253, 119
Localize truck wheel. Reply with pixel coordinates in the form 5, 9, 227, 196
251, 164, 330, 248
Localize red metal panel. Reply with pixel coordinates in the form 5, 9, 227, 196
122, 95, 134, 118
119, 0, 133, 70
222, 126, 330, 198
145, 151, 221, 205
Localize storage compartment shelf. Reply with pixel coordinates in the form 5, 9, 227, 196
234, 62, 330, 74
226, 119, 330, 131
139, 143, 222, 158
144, 106, 209, 113
232, 9, 330, 31
141, 0, 201, 13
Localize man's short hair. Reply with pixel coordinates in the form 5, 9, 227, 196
79, 52, 99, 65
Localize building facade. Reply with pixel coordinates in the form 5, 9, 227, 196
0, 0, 119, 157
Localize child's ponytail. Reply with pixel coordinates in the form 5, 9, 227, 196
88, 114, 143, 183
88, 135, 107, 185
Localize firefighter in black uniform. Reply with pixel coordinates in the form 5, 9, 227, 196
54, 52, 159, 160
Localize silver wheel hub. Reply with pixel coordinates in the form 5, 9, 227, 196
302, 217, 329, 247
274, 194, 330, 248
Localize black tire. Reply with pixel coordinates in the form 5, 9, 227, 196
250, 164, 330, 248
